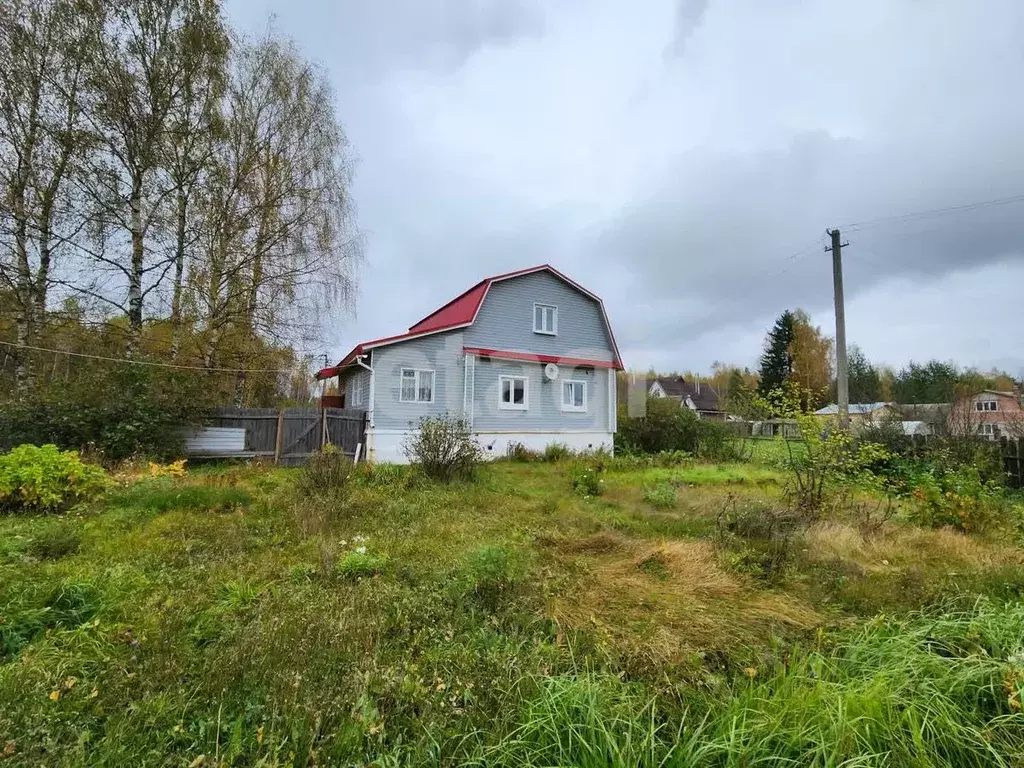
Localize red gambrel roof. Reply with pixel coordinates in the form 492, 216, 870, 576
315, 264, 622, 379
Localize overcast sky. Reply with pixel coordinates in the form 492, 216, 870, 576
226, 0, 1024, 377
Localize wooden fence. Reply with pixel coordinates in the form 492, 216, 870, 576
194, 407, 367, 466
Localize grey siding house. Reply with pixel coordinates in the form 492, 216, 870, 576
317, 265, 623, 462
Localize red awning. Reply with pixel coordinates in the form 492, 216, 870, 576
314, 366, 340, 380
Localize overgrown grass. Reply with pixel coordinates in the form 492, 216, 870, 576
0, 460, 1021, 765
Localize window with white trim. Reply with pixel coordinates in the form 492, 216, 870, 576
562, 380, 586, 412
976, 399, 998, 412
533, 303, 557, 335
399, 368, 434, 403
351, 377, 363, 407
979, 423, 997, 438
499, 375, 528, 409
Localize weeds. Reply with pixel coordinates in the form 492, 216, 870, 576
404, 413, 481, 482
642, 483, 677, 509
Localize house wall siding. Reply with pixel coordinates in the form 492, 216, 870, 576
371, 331, 465, 430
472, 357, 608, 433
465, 271, 615, 363
336, 368, 369, 408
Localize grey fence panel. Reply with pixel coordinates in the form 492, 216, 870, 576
194, 407, 367, 465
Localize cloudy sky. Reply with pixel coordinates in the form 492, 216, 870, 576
226, 0, 1024, 377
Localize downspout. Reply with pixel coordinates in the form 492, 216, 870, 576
356, 353, 375, 461
355, 354, 374, 428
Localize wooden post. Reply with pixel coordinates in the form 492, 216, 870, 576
274, 409, 285, 464
322, 408, 329, 448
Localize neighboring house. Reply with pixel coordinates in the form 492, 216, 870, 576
950, 389, 1024, 440
814, 402, 901, 426
648, 376, 726, 419
896, 403, 951, 434
315, 265, 623, 462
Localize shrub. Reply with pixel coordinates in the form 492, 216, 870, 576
0, 444, 110, 514
298, 445, 352, 495
0, 367, 209, 462
615, 397, 700, 454
642, 483, 677, 509
569, 463, 603, 497
507, 441, 540, 462
906, 464, 1010, 534
403, 413, 481, 482
542, 442, 572, 462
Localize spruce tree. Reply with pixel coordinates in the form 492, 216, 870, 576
758, 310, 797, 396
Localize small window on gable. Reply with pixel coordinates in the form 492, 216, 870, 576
562, 380, 586, 412
533, 303, 557, 335
400, 369, 434, 403
499, 375, 528, 410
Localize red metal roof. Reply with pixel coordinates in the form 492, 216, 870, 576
315, 264, 623, 380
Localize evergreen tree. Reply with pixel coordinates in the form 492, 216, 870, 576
847, 345, 882, 403
757, 310, 797, 396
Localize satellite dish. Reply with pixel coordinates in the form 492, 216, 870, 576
544, 363, 560, 381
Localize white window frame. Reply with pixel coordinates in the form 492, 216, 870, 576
533, 303, 557, 335
979, 423, 996, 436
351, 377, 363, 407
561, 379, 587, 412
976, 400, 998, 412
399, 368, 434, 403
498, 375, 529, 410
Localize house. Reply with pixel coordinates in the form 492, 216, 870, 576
896, 403, 951, 434
814, 402, 901, 426
315, 265, 623, 462
648, 376, 726, 419
950, 389, 1024, 440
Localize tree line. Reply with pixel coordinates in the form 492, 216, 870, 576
0, 0, 360, 411
659, 308, 1018, 416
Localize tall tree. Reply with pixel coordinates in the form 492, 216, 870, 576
758, 310, 797, 396
846, 345, 881, 403
192, 32, 360, 403
80, 0, 227, 355
893, 360, 960, 404
0, 0, 94, 390
789, 309, 833, 408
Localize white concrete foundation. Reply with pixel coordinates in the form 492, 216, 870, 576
366, 429, 613, 464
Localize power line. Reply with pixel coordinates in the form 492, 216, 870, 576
841, 193, 1024, 232
0, 340, 301, 374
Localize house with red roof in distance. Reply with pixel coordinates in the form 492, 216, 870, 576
316, 265, 623, 463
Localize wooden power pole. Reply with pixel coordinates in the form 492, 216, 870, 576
826, 228, 850, 428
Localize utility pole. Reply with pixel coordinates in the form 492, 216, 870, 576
826, 229, 850, 428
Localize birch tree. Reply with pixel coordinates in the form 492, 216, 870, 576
80, 0, 227, 355
0, 0, 94, 390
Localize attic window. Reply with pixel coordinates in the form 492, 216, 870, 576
534, 304, 557, 335
976, 400, 998, 412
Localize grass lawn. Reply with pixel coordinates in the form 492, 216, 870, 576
1, 459, 1023, 766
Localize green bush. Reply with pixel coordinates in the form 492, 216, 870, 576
0, 444, 110, 514
460, 545, 525, 610
642, 482, 677, 509
616, 398, 743, 460
615, 397, 700, 454
298, 445, 352, 495
0, 367, 209, 462
906, 464, 1010, 534
403, 413, 481, 482
568, 463, 604, 497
